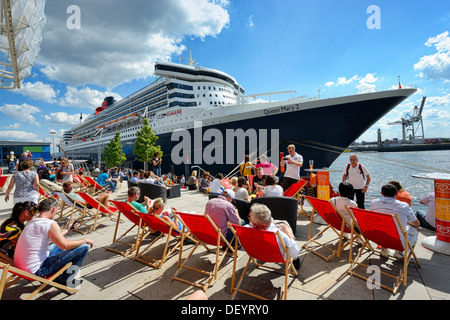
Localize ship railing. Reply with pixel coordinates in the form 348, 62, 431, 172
317, 83, 417, 100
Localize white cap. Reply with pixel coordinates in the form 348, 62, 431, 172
222, 189, 235, 199
10, 151, 14, 154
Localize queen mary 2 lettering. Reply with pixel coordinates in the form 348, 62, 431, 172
61, 52, 416, 175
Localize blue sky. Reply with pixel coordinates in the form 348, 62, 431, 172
1, 0, 450, 148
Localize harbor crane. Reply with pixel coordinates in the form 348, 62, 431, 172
388, 96, 426, 144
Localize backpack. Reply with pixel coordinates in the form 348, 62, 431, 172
345, 163, 365, 180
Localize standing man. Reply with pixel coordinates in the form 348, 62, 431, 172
6, 151, 16, 174
280, 144, 303, 191
342, 154, 371, 209
14, 198, 93, 286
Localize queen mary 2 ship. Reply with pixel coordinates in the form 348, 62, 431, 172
61, 53, 416, 175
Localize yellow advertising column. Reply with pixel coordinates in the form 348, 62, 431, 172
435, 179, 450, 243
412, 173, 450, 256
316, 170, 330, 200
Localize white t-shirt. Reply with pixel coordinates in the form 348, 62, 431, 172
235, 187, 249, 201
330, 196, 357, 225
420, 193, 436, 228
263, 185, 284, 197
14, 218, 55, 274
209, 179, 223, 194
285, 153, 303, 180
343, 163, 370, 189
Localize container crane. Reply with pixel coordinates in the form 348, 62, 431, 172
388, 96, 426, 144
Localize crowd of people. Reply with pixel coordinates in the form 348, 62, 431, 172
0, 143, 439, 296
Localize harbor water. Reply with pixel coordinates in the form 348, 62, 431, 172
326, 149, 450, 210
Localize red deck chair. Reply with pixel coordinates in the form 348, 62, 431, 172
106, 201, 151, 257
283, 178, 308, 216
0, 261, 77, 300
248, 175, 255, 192
0, 176, 9, 192
172, 212, 235, 291
134, 212, 196, 269
37, 183, 58, 203
74, 192, 119, 234
228, 224, 298, 300
303, 196, 364, 262
220, 178, 233, 189
83, 176, 108, 195
346, 207, 421, 295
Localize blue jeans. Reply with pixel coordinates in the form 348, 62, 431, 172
34, 243, 90, 283
102, 180, 115, 192
8, 162, 15, 174
153, 167, 161, 177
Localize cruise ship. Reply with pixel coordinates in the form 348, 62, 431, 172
61, 53, 417, 176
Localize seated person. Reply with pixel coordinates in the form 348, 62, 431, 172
139, 171, 159, 184
96, 169, 116, 192
234, 176, 250, 201
252, 167, 266, 195
0, 202, 38, 261
187, 170, 198, 190
127, 186, 152, 212
329, 182, 358, 224
204, 189, 244, 246
262, 175, 283, 197
389, 180, 412, 206
129, 171, 141, 183
370, 184, 420, 259
110, 168, 120, 187
14, 198, 93, 286
209, 173, 225, 194
230, 177, 239, 193
199, 172, 211, 191
63, 181, 110, 208
247, 203, 300, 269
415, 193, 436, 231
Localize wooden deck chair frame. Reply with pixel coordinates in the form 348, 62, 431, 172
106, 201, 151, 257
283, 179, 308, 216
53, 191, 87, 226
74, 192, 120, 234
73, 174, 90, 193
228, 223, 298, 300
0, 176, 9, 192
38, 183, 55, 203
346, 207, 421, 295
134, 212, 196, 269
0, 252, 13, 265
172, 212, 235, 292
0, 261, 77, 300
82, 176, 108, 195
303, 196, 364, 262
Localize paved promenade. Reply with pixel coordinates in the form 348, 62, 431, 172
1, 178, 449, 301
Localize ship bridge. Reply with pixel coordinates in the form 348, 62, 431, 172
0, 0, 47, 89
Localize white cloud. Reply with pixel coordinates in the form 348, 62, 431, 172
58, 86, 122, 110
336, 75, 359, 86
14, 81, 58, 103
414, 31, 450, 81
356, 73, 378, 93
44, 112, 82, 126
325, 81, 335, 87
0, 103, 41, 127
38, 0, 230, 88
0, 123, 21, 129
248, 15, 255, 28
0, 131, 39, 141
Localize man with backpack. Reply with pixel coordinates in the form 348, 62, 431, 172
342, 154, 371, 209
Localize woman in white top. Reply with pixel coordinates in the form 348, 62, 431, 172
60, 158, 74, 183
5, 159, 39, 204
262, 175, 283, 197
234, 176, 250, 201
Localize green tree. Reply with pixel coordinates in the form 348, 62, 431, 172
133, 118, 162, 171
103, 132, 127, 168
